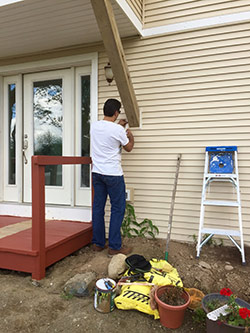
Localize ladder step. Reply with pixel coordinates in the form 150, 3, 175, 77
201, 228, 240, 237
203, 200, 239, 207
205, 173, 237, 178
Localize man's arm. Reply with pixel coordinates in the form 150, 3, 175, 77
123, 128, 134, 152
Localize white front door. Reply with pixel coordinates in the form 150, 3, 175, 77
23, 69, 73, 204
2, 66, 93, 208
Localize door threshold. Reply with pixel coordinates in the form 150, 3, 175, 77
0, 202, 91, 222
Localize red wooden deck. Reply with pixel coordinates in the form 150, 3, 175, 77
0, 156, 93, 280
0, 216, 92, 278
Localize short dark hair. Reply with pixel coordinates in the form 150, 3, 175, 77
103, 99, 121, 117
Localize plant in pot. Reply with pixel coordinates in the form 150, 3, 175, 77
154, 284, 190, 329
202, 288, 250, 333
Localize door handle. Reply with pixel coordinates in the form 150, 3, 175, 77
23, 138, 28, 150
22, 149, 28, 164
23, 136, 28, 164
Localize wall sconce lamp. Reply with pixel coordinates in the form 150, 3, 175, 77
104, 62, 114, 85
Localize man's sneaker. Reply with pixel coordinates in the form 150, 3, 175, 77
108, 246, 132, 257
92, 244, 107, 252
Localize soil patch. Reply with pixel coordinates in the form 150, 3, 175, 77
0, 238, 249, 333
159, 286, 186, 306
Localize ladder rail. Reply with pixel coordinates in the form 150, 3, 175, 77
234, 150, 245, 263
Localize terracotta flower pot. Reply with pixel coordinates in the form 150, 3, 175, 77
155, 285, 190, 329
202, 293, 250, 333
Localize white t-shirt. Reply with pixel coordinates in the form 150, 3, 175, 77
90, 120, 129, 176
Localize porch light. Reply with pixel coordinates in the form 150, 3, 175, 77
104, 62, 114, 85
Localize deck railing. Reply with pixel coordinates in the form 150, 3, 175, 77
31, 155, 92, 279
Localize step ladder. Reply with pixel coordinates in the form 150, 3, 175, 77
196, 146, 246, 264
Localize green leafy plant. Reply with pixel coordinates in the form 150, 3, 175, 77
121, 203, 159, 239
60, 292, 74, 300
192, 307, 207, 324
206, 298, 227, 312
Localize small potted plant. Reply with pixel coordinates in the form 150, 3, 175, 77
202, 288, 250, 332
154, 284, 190, 329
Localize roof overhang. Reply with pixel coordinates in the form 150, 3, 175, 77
0, 0, 140, 59
91, 0, 140, 127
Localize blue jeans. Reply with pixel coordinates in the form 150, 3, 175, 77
92, 172, 126, 250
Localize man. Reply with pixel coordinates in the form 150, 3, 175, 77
90, 98, 134, 255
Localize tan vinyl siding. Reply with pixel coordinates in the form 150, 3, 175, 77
144, 0, 250, 28
126, 0, 144, 22
99, 20, 250, 246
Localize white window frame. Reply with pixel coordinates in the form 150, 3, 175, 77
75, 66, 95, 206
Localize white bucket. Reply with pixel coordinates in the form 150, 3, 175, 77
94, 278, 116, 313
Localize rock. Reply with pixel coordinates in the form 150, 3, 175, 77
225, 265, 234, 271
199, 261, 211, 270
64, 272, 96, 297
108, 254, 127, 279
31, 280, 41, 287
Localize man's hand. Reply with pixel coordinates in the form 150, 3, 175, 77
123, 128, 134, 152
126, 128, 133, 139
118, 119, 128, 127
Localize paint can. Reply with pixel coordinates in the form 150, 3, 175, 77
94, 278, 116, 313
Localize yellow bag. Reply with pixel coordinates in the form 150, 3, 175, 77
115, 284, 160, 319
145, 259, 183, 287
114, 259, 182, 319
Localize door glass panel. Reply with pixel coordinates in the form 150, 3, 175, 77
33, 79, 63, 186
81, 76, 90, 187
8, 84, 16, 185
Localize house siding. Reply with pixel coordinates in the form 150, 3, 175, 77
99, 20, 250, 245
125, 0, 144, 22
1, 3, 250, 247
144, 0, 250, 28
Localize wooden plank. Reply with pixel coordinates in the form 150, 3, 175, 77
33, 155, 92, 166
0, 217, 92, 278
0, 216, 30, 227
0, 251, 36, 274
0, 219, 32, 239
90, 0, 140, 127
32, 157, 46, 280
46, 228, 92, 267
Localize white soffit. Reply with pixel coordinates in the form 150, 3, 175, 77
0, 0, 23, 6
114, 0, 143, 34
0, 0, 138, 59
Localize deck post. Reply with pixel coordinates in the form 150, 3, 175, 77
32, 156, 46, 280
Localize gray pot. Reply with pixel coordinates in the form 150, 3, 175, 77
202, 293, 250, 333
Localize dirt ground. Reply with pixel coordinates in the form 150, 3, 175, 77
0, 237, 249, 333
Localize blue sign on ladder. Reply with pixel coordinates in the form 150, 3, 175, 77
206, 146, 237, 174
